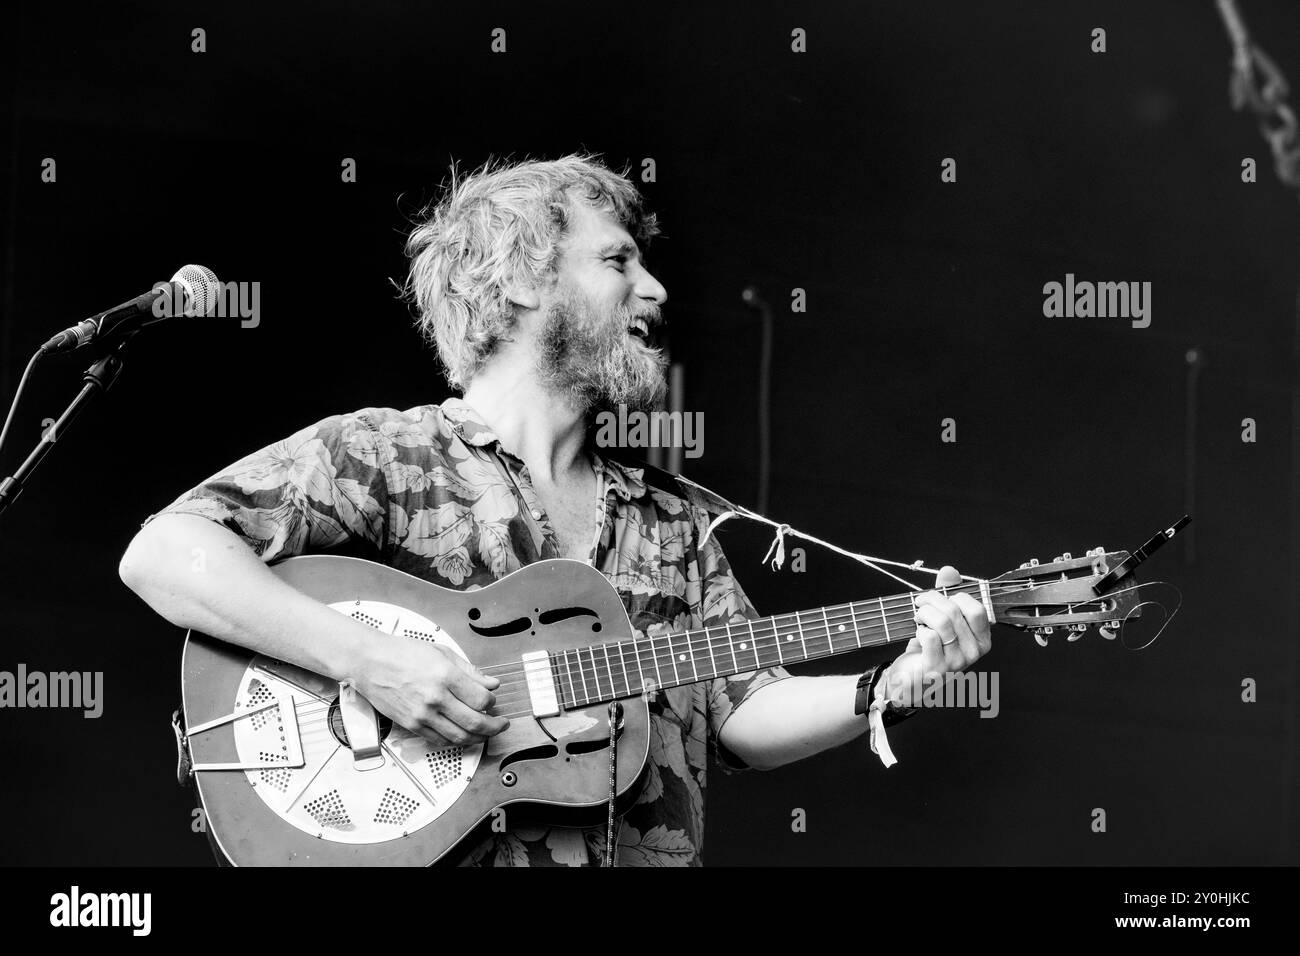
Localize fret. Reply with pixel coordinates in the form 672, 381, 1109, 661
879, 597, 891, 644
751, 618, 771, 668
600, 643, 616, 698
798, 609, 823, 656
665, 632, 686, 686
704, 626, 719, 678
616, 642, 631, 697
848, 601, 862, 648
629, 636, 648, 695
609, 640, 623, 695
571, 648, 590, 705
661, 632, 681, 686
587, 647, 605, 701
726, 621, 740, 673
612, 642, 633, 698
560, 648, 574, 705
822, 606, 837, 654
570, 647, 585, 702
797, 609, 816, 656
676, 632, 696, 686
743, 620, 760, 670
763, 619, 784, 667
771, 616, 785, 665
688, 630, 702, 681
637, 634, 662, 695
561, 649, 578, 707
796, 611, 809, 660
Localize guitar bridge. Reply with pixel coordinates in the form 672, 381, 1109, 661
521, 650, 561, 717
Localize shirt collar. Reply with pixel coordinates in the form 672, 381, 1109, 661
589, 449, 647, 502
438, 397, 649, 502
439, 397, 501, 448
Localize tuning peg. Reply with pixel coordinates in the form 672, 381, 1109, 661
1051, 555, 1063, 563
1099, 626, 1117, 640
1066, 624, 1087, 642
1033, 627, 1049, 647
1028, 558, 1040, 567
1019, 562, 1030, 569
1063, 552, 1073, 560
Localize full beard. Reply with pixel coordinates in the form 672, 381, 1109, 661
535, 288, 668, 418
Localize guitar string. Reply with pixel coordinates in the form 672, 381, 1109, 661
279, 579, 1122, 722
276, 577, 1116, 720
470, 576, 1098, 689
461, 577, 1054, 679
227, 563, 1111, 723
269, 574, 1070, 720
277, 600, 927, 725
277, 581, 1026, 719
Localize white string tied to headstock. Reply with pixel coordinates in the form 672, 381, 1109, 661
702, 507, 983, 591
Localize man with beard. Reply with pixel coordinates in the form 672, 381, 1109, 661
118, 154, 991, 866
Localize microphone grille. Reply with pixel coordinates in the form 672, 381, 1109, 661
171, 264, 220, 317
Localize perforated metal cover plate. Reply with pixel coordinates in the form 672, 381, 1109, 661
231, 600, 483, 845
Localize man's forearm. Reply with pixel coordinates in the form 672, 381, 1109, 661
118, 513, 377, 681
718, 674, 869, 771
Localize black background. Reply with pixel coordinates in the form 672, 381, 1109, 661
0, 0, 1296, 866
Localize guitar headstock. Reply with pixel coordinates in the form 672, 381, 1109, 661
989, 546, 1180, 648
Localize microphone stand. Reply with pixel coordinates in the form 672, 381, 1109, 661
0, 333, 136, 520
741, 286, 774, 514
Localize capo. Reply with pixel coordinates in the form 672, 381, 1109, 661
1092, 515, 1192, 596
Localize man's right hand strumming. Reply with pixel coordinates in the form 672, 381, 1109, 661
354, 636, 508, 748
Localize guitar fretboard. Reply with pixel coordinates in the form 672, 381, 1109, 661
552, 581, 991, 708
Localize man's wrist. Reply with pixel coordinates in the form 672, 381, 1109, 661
856, 661, 918, 769
865, 661, 918, 726
853, 665, 883, 716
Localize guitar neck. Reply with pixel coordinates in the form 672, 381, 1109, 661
553, 580, 992, 708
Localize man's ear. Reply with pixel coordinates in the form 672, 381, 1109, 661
503, 280, 541, 312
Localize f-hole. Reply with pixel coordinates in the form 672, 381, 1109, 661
499, 745, 559, 770
563, 713, 625, 756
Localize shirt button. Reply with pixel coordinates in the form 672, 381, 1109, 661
530, 509, 542, 520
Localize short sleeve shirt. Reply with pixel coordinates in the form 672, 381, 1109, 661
149, 398, 792, 866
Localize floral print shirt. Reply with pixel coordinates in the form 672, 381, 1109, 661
150, 397, 791, 866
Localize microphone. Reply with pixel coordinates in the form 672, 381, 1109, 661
40, 264, 221, 355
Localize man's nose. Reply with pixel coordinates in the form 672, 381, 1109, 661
634, 266, 667, 307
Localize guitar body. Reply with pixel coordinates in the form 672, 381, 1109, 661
181, 555, 649, 866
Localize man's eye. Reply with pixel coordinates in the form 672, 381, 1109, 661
607, 257, 627, 271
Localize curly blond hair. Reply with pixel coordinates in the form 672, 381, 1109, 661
403, 153, 659, 390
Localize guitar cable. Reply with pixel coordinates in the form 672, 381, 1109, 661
602, 700, 623, 867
